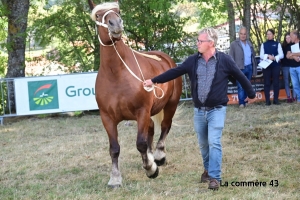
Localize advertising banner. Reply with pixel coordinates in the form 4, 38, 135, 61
13, 72, 289, 116
227, 74, 288, 104
15, 73, 98, 115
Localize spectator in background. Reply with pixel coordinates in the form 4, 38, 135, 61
229, 26, 257, 108
287, 29, 300, 103
260, 29, 284, 105
281, 32, 295, 103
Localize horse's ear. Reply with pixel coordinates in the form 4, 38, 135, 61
88, 0, 96, 10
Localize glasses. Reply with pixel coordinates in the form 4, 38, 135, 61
196, 39, 211, 44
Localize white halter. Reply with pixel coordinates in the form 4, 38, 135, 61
94, 10, 121, 46
94, 10, 165, 99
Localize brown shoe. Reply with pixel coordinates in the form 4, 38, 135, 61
200, 170, 210, 183
208, 179, 220, 190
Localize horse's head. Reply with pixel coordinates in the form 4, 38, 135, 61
89, 1, 124, 44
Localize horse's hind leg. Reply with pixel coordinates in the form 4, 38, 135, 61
101, 114, 122, 188
136, 112, 159, 179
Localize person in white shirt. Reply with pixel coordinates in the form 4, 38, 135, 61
259, 29, 284, 105
286, 29, 300, 103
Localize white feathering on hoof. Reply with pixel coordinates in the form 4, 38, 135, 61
145, 151, 157, 177
108, 164, 122, 187
154, 148, 166, 161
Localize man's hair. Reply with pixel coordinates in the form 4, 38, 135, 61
239, 25, 247, 33
199, 27, 218, 46
291, 29, 300, 39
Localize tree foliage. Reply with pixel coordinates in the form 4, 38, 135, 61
119, 0, 195, 62
0, 0, 29, 112
29, 0, 98, 72
29, 0, 195, 72
196, 0, 228, 28
194, 0, 300, 53
0, 2, 8, 77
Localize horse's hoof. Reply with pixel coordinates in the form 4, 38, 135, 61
108, 184, 121, 189
155, 157, 166, 166
147, 167, 159, 179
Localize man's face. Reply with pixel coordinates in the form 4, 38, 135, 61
239, 28, 247, 42
197, 33, 213, 53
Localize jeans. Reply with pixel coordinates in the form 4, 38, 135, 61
290, 66, 300, 102
236, 64, 253, 105
262, 65, 280, 102
282, 67, 293, 98
193, 106, 227, 181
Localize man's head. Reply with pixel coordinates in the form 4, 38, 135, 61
290, 30, 299, 43
239, 26, 247, 42
197, 28, 218, 54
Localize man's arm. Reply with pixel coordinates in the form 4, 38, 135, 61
287, 51, 300, 62
227, 58, 256, 98
144, 59, 190, 87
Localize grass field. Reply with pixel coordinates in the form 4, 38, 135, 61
0, 101, 299, 199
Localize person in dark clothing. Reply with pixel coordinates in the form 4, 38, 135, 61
281, 32, 295, 102
259, 29, 284, 105
143, 28, 256, 190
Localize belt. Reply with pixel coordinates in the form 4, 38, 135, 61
198, 105, 223, 111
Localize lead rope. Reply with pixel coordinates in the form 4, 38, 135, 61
94, 9, 164, 99
111, 36, 164, 99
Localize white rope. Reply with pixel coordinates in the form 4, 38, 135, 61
111, 42, 164, 99
94, 10, 165, 99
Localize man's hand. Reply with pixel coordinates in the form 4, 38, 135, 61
293, 56, 300, 62
143, 79, 154, 87
245, 97, 256, 104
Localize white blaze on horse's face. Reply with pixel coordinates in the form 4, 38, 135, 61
94, 9, 124, 39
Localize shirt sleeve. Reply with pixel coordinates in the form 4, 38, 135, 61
260, 43, 268, 60
275, 43, 284, 62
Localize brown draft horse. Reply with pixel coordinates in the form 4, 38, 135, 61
88, 0, 182, 187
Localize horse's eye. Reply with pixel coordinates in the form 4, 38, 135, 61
96, 14, 100, 19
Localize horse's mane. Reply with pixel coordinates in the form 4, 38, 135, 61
90, 2, 119, 21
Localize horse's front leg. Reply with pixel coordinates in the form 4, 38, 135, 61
154, 106, 175, 166
101, 114, 122, 188
136, 113, 159, 179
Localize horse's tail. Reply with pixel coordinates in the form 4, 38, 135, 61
151, 102, 185, 131
151, 109, 164, 132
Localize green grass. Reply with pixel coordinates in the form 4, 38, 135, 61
0, 101, 299, 199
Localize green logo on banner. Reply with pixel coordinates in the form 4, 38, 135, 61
28, 80, 59, 111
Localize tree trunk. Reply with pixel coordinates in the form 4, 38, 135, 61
4, 0, 29, 112
226, 0, 236, 43
277, 1, 287, 42
243, 0, 251, 37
